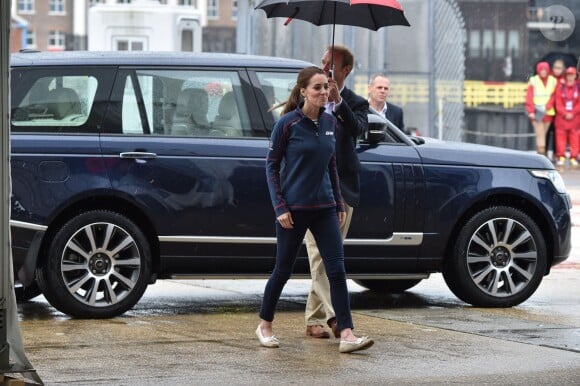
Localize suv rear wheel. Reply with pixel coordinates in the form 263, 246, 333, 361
37, 210, 151, 318
443, 206, 547, 307
15, 281, 42, 302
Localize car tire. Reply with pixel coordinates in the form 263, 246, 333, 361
353, 279, 422, 293
15, 281, 42, 302
37, 210, 151, 318
443, 206, 547, 307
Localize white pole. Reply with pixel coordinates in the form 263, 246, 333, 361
0, 3, 42, 382
236, 0, 254, 55
73, 0, 87, 49
1, 0, 12, 370
438, 97, 444, 140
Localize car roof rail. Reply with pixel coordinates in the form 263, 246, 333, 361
19, 49, 41, 54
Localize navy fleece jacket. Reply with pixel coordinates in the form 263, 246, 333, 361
266, 106, 345, 217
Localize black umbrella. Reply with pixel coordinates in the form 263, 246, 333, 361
538, 51, 577, 71
255, 0, 410, 73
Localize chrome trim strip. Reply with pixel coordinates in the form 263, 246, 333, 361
9, 220, 48, 232
159, 232, 423, 246
346, 233, 423, 246
159, 236, 276, 244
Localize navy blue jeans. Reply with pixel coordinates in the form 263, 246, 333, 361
259, 208, 354, 332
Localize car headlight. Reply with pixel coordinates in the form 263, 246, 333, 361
530, 170, 567, 194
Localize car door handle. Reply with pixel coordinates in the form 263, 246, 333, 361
119, 152, 157, 159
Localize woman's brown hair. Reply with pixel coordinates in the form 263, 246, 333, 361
272, 66, 325, 116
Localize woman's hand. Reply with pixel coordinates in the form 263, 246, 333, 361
277, 212, 294, 229
338, 211, 346, 227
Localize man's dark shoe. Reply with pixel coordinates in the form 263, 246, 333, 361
327, 317, 340, 338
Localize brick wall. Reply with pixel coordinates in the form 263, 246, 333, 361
10, 26, 22, 52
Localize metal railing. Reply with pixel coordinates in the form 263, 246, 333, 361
463, 81, 527, 109
354, 75, 527, 110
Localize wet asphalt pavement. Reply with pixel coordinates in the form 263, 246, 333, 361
12, 169, 580, 385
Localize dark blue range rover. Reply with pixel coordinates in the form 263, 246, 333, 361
9, 51, 572, 318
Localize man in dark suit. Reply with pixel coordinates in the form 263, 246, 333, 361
368, 73, 408, 134
304, 45, 369, 339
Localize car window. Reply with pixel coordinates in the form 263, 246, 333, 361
255, 71, 296, 122
11, 75, 98, 132
119, 69, 252, 138
120, 75, 146, 134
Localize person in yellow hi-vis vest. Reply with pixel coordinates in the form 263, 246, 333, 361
526, 62, 558, 155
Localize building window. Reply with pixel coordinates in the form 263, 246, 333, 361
49, 0, 66, 15
482, 29, 493, 59
17, 0, 34, 14
232, 0, 238, 19
48, 31, 66, 51
26, 30, 36, 49
179, 0, 193, 5
508, 30, 520, 58
113, 37, 146, 51
207, 0, 218, 19
89, 0, 104, 6
117, 0, 132, 3
494, 30, 505, 59
181, 30, 194, 52
468, 30, 480, 58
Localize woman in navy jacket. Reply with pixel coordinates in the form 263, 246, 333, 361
257, 66, 373, 354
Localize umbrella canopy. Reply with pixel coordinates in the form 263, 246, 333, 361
255, 0, 410, 72
255, 0, 410, 30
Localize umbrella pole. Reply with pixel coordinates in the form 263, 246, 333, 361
330, 3, 336, 78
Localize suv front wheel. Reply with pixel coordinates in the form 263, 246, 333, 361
443, 206, 547, 307
37, 210, 151, 318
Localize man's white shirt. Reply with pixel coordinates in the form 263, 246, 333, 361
370, 101, 388, 119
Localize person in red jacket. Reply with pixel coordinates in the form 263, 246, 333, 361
546, 59, 567, 161
526, 62, 558, 156
549, 67, 580, 167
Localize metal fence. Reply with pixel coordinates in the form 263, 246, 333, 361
433, 0, 465, 141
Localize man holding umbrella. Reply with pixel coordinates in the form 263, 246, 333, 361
304, 45, 369, 339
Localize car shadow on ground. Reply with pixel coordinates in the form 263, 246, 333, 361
17, 288, 466, 321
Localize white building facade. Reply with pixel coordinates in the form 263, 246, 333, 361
88, 0, 203, 52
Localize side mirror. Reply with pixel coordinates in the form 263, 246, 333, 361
366, 113, 387, 144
